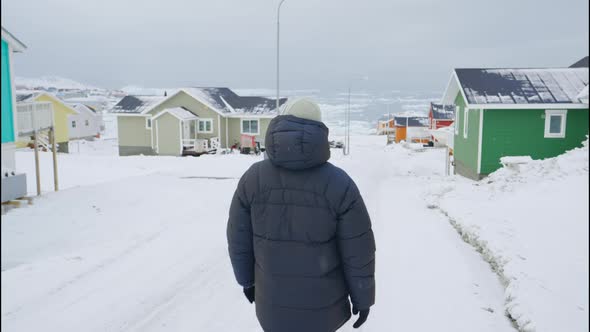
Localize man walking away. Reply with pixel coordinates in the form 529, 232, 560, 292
227, 98, 376, 332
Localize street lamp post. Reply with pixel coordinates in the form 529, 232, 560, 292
276, 0, 287, 112
344, 76, 368, 155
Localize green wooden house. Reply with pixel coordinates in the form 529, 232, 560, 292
1, 27, 28, 202
442, 65, 589, 180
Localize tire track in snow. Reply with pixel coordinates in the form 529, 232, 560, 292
427, 202, 526, 332
118, 252, 227, 332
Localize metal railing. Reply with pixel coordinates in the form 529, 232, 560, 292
17, 102, 54, 136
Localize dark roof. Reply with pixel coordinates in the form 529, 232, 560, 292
110, 95, 165, 114
570, 56, 589, 68
185, 87, 287, 114
111, 88, 288, 115
455, 67, 589, 105
16, 93, 36, 102
430, 103, 455, 120
394, 116, 429, 127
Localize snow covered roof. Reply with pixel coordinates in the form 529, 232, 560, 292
111, 87, 288, 116
569, 56, 588, 68
453, 68, 589, 105
110, 95, 165, 114
1, 26, 27, 52
430, 103, 455, 120
394, 116, 429, 127
70, 103, 98, 115
153, 107, 198, 121
576, 85, 589, 103
16, 91, 79, 114
184, 87, 287, 115
16, 92, 40, 102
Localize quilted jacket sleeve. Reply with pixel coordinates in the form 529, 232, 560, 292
227, 167, 256, 287
336, 178, 376, 310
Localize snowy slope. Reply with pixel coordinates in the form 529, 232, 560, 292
431, 141, 589, 332
15, 76, 100, 91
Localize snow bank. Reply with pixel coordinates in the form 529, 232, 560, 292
435, 140, 589, 332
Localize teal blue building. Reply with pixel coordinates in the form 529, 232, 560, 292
2, 27, 28, 202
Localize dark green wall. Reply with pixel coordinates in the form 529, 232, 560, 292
481, 108, 589, 174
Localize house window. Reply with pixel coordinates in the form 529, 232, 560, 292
463, 108, 469, 138
198, 119, 213, 133
241, 119, 260, 135
544, 110, 567, 138
85, 119, 89, 126
455, 106, 460, 135
72, 121, 77, 128
146, 118, 152, 129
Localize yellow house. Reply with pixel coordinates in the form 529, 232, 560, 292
16, 92, 78, 152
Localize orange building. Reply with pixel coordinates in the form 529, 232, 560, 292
393, 116, 430, 143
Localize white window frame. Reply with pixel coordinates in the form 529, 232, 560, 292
85, 119, 89, 126
72, 120, 77, 128
544, 109, 567, 138
145, 117, 152, 130
241, 119, 260, 135
198, 118, 214, 133
463, 107, 469, 139
454, 106, 460, 135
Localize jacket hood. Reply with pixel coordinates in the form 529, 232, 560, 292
264, 115, 330, 170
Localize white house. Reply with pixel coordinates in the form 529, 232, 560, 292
68, 103, 102, 139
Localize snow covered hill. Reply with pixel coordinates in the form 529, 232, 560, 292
15, 76, 102, 91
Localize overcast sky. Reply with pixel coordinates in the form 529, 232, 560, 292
2, 0, 588, 92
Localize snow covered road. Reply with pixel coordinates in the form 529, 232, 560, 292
2, 137, 516, 331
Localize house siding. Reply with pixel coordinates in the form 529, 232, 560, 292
154, 113, 181, 156
453, 93, 482, 180
1, 39, 15, 144
68, 110, 100, 140
227, 117, 273, 148
34, 94, 75, 144
147, 91, 222, 145
480, 108, 589, 174
117, 116, 153, 156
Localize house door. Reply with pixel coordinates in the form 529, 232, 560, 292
183, 119, 198, 140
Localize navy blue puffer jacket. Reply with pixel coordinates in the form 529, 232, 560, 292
227, 115, 375, 332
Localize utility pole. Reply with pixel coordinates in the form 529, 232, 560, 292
344, 76, 368, 155
345, 87, 351, 155
276, 0, 287, 112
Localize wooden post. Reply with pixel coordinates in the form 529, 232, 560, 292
445, 145, 450, 176
50, 128, 59, 191
33, 131, 41, 196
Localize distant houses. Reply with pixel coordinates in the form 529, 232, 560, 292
428, 103, 454, 130
376, 115, 395, 135
392, 116, 430, 143
441, 62, 589, 180
111, 88, 287, 156
16, 92, 78, 152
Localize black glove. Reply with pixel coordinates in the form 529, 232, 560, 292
243, 286, 255, 303
352, 306, 370, 328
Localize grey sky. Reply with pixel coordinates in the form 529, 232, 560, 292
2, 0, 588, 92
